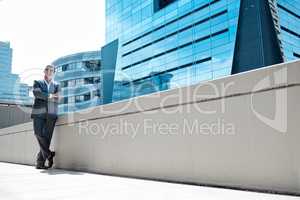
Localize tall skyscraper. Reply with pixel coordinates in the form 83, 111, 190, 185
0, 41, 32, 104
105, 0, 300, 102
0, 41, 13, 73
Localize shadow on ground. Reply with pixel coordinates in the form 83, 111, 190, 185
40, 168, 84, 175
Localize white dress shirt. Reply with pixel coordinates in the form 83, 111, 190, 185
44, 79, 52, 92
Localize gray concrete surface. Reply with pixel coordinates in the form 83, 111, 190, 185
0, 162, 298, 200
0, 103, 32, 129
0, 60, 300, 195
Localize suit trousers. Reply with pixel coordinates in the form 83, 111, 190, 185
33, 117, 57, 165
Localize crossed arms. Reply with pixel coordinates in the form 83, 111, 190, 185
32, 80, 60, 102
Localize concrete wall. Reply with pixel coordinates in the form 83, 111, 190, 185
0, 104, 32, 129
0, 60, 299, 195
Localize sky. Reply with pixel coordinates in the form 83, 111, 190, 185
0, 0, 105, 85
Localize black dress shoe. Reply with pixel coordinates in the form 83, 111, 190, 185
47, 151, 55, 168
36, 165, 48, 170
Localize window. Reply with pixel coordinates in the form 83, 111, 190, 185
75, 79, 84, 86
68, 63, 76, 71
63, 97, 68, 104
83, 77, 100, 84
84, 77, 94, 84
294, 52, 300, 58
68, 96, 75, 104
154, 0, 177, 12
159, 0, 176, 9
75, 95, 84, 103
61, 81, 68, 88
62, 64, 68, 71
56, 66, 62, 72
83, 60, 101, 71
68, 80, 76, 87
94, 77, 101, 83
84, 93, 91, 101
93, 90, 101, 98
74, 92, 91, 103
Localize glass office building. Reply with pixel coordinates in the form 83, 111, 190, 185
52, 51, 102, 114
0, 41, 13, 74
105, 0, 300, 102
277, 0, 300, 60
0, 41, 32, 105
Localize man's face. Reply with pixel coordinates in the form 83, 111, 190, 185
44, 67, 55, 80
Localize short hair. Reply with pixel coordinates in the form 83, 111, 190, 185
44, 65, 55, 73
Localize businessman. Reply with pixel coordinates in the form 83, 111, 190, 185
31, 65, 60, 169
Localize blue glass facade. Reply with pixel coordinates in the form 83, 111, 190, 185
0, 41, 12, 74
277, 0, 300, 61
105, 0, 300, 102
107, 0, 240, 101
0, 41, 32, 105
52, 51, 102, 114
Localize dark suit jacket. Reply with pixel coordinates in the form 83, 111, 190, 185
31, 80, 60, 119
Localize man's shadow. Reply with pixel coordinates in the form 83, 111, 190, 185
40, 168, 84, 175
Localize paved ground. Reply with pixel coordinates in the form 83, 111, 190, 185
0, 162, 299, 200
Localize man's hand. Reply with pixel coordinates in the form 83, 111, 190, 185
49, 93, 60, 101
51, 93, 59, 98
